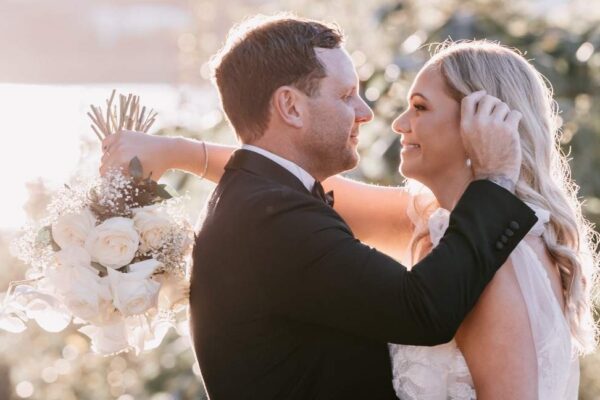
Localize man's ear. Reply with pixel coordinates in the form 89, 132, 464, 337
272, 86, 305, 129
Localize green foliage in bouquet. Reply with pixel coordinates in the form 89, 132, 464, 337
85, 89, 179, 223
88, 156, 174, 223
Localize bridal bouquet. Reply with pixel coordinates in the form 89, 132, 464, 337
0, 91, 194, 356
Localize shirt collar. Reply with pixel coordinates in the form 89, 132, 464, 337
241, 144, 316, 191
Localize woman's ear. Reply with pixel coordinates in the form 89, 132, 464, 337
272, 86, 305, 129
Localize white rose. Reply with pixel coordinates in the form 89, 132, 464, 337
10, 285, 72, 333
125, 314, 173, 355
153, 272, 190, 312
180, 220, 195, 258
108, 259, 161, 316
51, 208, 97, 249
53, 246, 92, 269
46, 264, 112, 322
132, 206, 172, 253
85, 217, 139, 269
0, 306, 27, 333
79, 319, 130, 355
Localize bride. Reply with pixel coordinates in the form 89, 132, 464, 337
100, 40, 597, 398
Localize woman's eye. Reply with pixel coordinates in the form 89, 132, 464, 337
413, 104, 426, 111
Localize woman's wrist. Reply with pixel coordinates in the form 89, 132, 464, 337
169, 136, 207, 176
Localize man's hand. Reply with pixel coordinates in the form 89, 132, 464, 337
100, 130, 174, 179
460, 91, 523, 192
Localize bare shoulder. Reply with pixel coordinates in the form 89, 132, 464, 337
457, 258, 529, 336
455, 257, 538, 398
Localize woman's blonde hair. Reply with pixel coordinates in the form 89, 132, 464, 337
409, 40, 598, 354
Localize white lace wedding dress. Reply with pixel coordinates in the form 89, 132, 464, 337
389, 206, 580, 399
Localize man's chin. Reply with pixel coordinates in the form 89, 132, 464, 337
326, 152, 359, 177
343, 152, 360, 172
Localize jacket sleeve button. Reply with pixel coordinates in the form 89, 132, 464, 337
509, 221, 520, 230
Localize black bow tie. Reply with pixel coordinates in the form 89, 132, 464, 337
311, 181, 335, 207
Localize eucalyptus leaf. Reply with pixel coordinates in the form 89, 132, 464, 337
35, 226, 52, 246
36, 226, 61, 251
48, 228, 61, 252
156, 184, 174, 200
117, 265, 130, 273
129, 156, 144, 180
90, 262, 108, 277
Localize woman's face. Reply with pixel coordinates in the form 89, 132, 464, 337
392, 65, 467, 185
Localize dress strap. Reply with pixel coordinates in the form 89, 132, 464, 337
524, 202, 550, 237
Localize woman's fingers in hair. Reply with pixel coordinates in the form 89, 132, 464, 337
505, 110, 523, 131
461, 90, 487, 118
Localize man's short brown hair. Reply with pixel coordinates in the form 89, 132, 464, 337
211, 14, 344, 143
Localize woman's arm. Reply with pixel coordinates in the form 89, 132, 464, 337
167, 137, 235, 182
100, 131, 235, 182
100, 131, 415, 259
455, 259, 538, 399
323, 176, 414, 261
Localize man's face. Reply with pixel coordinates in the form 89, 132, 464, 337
300, 47, 374, 178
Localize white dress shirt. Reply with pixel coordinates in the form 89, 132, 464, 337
241, 144, 316, 192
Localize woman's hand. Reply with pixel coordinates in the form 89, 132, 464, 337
460, 91, 523, 191
100, 130, 175, 180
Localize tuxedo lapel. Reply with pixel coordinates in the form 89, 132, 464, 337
225, 149, 312, 196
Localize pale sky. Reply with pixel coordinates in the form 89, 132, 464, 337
0, 83, 217, 231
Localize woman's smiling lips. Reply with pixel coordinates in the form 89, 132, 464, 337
400, 141, 421, 154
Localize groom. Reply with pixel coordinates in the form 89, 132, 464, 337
190, 15, 536, 399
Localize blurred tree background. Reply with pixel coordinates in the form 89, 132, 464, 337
1, 0, 599, 398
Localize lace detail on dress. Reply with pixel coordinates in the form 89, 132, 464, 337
390, 205, 579, 400
389, 340, 476, 400
428, 208, 450, 247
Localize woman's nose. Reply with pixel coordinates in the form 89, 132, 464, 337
392, 110, 411, 134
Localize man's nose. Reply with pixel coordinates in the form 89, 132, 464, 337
356, 96, 374, 123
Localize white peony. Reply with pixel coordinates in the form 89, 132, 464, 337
51, 208, 97, 249
46, 264, 112, 323
107, 259, 161, 317
85, 217, 139, 269
79, 319, 130, 355
132, 205, 172, 253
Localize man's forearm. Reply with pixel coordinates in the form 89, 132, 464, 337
405, 181, 536, 341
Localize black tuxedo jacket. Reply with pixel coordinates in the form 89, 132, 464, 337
190, 149, 537, 400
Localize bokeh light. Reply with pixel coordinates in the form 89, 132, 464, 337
1, 0, 599, 399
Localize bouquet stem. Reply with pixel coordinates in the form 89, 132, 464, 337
88, 89, 158, 140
